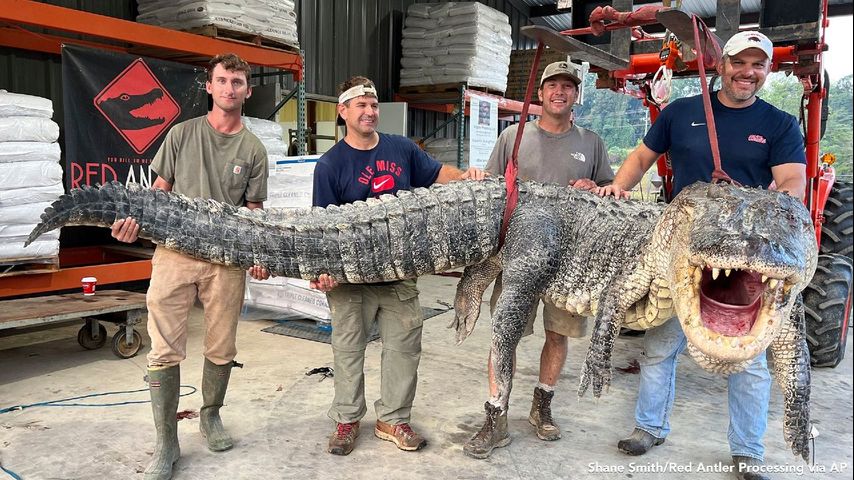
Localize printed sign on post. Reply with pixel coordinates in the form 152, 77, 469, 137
468, 94, 498, 170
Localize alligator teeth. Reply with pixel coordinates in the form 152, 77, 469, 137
712, 268, 720, 280
724, 269, 731, 277
768, 278, 779, 289
761, 274, 768, 283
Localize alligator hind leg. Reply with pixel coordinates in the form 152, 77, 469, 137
488, 206, 561, 411
450, 255, 502, 344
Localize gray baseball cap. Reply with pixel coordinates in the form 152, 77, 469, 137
540, 61, 582, 87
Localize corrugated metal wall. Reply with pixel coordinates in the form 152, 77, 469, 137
0, 1, 532, 137
294, 0, 534, 140
297, 0, 533, 97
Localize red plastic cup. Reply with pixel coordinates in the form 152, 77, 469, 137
82, 276, 97, 295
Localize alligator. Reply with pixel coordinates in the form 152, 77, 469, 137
96, 88, 166, 130
25, 178, 816, 460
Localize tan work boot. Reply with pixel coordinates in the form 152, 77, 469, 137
463, 402, 511, 459
528, 386, 561, 441
375, 420, 427, 451
328, 422, 360, 456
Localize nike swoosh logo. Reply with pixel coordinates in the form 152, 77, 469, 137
691, 121, 706, 126
372, 178, 391, 190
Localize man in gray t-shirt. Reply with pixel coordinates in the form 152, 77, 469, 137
110, 53, 268, 480
465, 61, 614, 459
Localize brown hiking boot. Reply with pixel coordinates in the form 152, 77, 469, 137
463, 402, 511, 459
528, 386, 561, 441
617, 428, 665, 456
374, 420, 427, 451
328, 422, 360, 456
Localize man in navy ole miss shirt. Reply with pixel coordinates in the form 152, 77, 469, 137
312, 76, 485, 456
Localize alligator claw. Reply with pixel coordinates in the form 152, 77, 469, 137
448, 301, 481, 345
578, 356, 612, 398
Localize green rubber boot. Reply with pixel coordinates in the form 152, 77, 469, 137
144, 365, 181, 480
199, 359, 234, 452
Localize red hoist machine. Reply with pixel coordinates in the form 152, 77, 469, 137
500, 0, 851, 367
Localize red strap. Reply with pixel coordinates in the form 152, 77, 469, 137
499, 42, 544, 248
691, 15, 738, 186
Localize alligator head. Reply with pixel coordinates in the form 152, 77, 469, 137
658, 182, 817, 367
96, 88, 166, 130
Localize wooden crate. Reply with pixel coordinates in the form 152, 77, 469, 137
398, 82, 504, 96
186, 25, 299, 53
0, 257, 60, 278
505, 48, 571, 102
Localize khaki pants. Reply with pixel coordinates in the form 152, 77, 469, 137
326, 280, 423, 425
490, 274, 587, 338
146, 247, 246, 367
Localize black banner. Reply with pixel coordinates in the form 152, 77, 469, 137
62, 45, 207, 189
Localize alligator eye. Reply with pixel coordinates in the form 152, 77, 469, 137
121, 94, 130, 101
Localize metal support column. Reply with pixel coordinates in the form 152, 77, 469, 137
456, 84, 466, 169
297, 50, 307, 155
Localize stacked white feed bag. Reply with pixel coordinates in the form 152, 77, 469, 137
243, 116, 287, 157
400, 2, 512, 93
0, 90, 63, 263
423, 137, 469, 168
136, 0, 299, 49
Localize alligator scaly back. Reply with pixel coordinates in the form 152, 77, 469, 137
25, 180, 508, 282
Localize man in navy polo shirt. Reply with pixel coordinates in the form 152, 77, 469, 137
598, 31, 806, 480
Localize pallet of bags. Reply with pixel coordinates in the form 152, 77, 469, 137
0, 90, 63, 271
400, 2, 512, 93
240, 114, 331, 320
136, 0, 299, 50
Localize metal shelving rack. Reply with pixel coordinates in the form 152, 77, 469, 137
0, 0, 306, 298
394, 85, 542, 168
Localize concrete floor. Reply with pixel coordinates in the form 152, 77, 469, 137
1, 274, 852, 480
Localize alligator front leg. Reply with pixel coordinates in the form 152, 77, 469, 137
450, 255, 503, 345
578, 299, 625, 398
768, 296, 811, 461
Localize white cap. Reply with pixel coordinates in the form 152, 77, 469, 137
722, 31, 774, 61
82, 276, 97, 282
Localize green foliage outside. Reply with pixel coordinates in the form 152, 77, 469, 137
573, 73, 854, 182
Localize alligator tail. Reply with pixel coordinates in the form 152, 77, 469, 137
26, 180, 507, 283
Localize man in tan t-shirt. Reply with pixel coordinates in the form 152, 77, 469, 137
111, 53, 268, 480
464, 61, 614, 459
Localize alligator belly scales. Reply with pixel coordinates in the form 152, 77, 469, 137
27, 178, 818, 461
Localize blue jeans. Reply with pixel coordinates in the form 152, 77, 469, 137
634, 318, 771, 460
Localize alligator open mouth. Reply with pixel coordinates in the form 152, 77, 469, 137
700, 268, 768, 336
679, 263, 791, 362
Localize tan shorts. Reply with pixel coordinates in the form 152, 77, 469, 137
146, 247, 246, 367
489, 275, 587, 338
